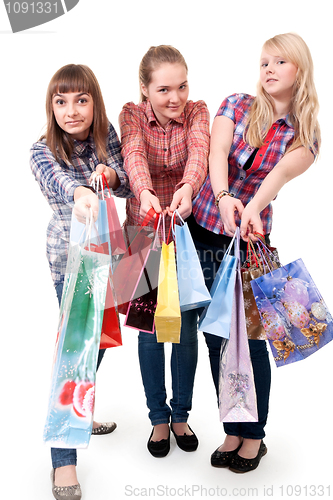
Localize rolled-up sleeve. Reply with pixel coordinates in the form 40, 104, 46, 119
176, 101, 210, 197
119, 104, 155, 200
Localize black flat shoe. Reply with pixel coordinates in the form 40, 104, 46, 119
147, 427, 170, 458
229, 441, 267, 473
211, 443, 242, 468
171, 424, 198, 452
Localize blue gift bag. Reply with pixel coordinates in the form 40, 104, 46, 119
173, 212, 211, 312
198, 231, 238, 338
252, 257, 333, 367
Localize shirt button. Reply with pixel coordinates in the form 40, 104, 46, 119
247, 147, 252, 152
163, 164, 167, 168
163, 148, 167, 152
240, 177, 244, 180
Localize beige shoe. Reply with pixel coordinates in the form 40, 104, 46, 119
91, 421, 117, 435
51, 470, 82, 500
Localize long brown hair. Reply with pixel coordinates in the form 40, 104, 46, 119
43, 64, 109, 164
139, 45, 188, 102
245, 33, 321, 155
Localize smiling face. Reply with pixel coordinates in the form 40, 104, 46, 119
141, 63, 189, 128
52, 91, 94, 141
260, 50, 298, 102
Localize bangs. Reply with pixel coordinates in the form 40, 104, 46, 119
263, 33, 303, 67
263, 39, 290, 61
48, 64, 92, 97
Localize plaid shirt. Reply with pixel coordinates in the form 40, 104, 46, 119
119, 99, 210, 231
30, 122, 131, 287
193, 93, 298, 235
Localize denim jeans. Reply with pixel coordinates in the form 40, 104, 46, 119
51, 281, 105, 469
138, 308, 198, 425
193, 235, 271, 440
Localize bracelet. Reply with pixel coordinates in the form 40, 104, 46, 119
214, 190, 233, 207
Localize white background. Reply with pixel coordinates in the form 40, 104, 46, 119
1, 1, 332, 499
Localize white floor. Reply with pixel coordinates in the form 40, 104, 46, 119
6, 299, 332, 499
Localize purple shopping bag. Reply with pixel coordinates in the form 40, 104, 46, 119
219, 229, 258, 423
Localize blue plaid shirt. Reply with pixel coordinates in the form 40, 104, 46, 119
30, 122, 131, 287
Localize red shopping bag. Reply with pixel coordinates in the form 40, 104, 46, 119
113, 209, 156, 315
88, 242, 122, 349
101, 173, 127, 256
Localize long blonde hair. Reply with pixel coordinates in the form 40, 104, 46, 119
245, 33, 321, 155
139, 45, 188, 102
43, 64, 109, 165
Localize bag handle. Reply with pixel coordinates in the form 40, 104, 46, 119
90, 172, 113, 200
82, 207, 100, 251
246, 239, 263, 271
170, 210, 183, 242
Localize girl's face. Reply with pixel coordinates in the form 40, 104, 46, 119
260, 50, 298, 102
141, 63, 189, 128
52, 91, 94, 141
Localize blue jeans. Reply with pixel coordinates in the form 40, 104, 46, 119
138, 308, 198, 425
193, 233, 271, 440
51, 282, 105, 469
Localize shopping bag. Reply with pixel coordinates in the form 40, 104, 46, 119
71, 191, 122, 350
154, 240, 181, 343
219, 228, 258, 423
100, 272, 122, 349
112, 209, 156, 315
173, 211, 211, 312
124, 215, 162, 333
44, 213, 110, 449
241, 238, 280, 340
198, 233, 238, 338
100, 173, 127, 256
93, 177, 123, 349
252, 257, 333, 367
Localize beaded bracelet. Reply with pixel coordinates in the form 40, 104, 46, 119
214, 190, 233, 207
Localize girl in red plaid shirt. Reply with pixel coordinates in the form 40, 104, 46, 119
189, 33, 321, 473
119, 45, 210, 457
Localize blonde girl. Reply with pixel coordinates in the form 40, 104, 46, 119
189, 32, 320, 473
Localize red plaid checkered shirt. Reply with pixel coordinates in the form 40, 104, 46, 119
119, 99, 210, 230
193, 93, 302, 235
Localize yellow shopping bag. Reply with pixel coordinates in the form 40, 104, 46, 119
154, 241, 181, 343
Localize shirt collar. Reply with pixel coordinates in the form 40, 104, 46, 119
73, 131, 94, 156
145, 100, 185, 126
276, 113, 293, 129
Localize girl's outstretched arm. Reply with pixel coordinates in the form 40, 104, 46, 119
240, 146, 314, 241
170, 101, 210, 218
119, 104, 156, 217
209, 115, 245, 236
